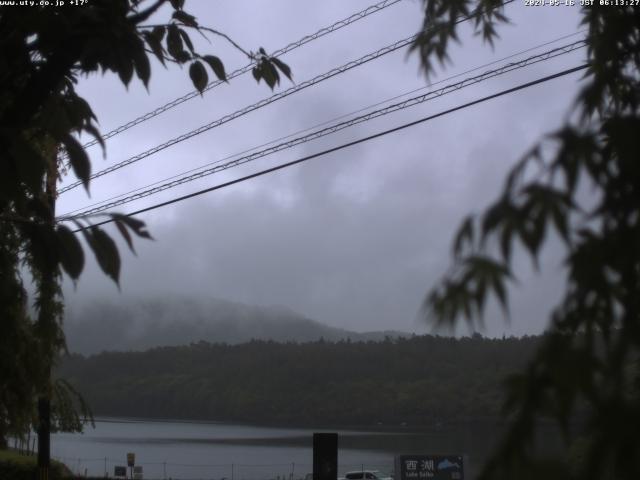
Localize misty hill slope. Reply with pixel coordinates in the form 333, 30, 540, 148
64, 297, 408, 354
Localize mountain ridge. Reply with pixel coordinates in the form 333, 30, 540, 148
64, 296, 411, 355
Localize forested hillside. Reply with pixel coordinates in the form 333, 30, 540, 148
58, 335, 541, 427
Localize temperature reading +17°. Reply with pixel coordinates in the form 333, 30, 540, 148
54, 0, 89, 5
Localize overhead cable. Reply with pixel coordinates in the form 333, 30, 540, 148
58, 0, 514, 195
70, 63, 589, 232
71, 0, 405, 153
61, 30, 586, 218
59, 33, 418, 194
60, 40, 586, 218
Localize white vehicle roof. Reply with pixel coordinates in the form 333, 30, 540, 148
343, 471, 390, 479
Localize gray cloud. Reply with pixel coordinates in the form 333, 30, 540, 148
60, 1, 585, 339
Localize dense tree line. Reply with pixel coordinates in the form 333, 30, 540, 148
58, 335, 542, 427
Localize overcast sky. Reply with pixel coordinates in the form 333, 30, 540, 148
56, 0, 588, 336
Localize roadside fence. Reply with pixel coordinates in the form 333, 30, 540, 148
53, 456, 394, 480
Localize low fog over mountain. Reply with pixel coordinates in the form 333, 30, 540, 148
64, 297, 409, 355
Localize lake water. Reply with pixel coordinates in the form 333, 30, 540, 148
51, 418, 505, 480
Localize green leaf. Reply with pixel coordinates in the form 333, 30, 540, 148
518, 225, 538, 265
491, 274, 509, 318
189, 60, 208, 93
166, 24, 185, 62
62, 134, 91, 192
271, 57, 292, 81
202, 55, 226, 82
251, 59, 279, 89
83, 122, 106, 155
481, 199, 506, 241
115, 49, 134, 86
173, 10, 198, 27
263, 60, 279, 89
56, 225, 84, 281
500, 223, 512, 263
84, 226, 121, 285
68, 95, 97, 123
452, 215, 474, 257
550, 201, 570, 245
152, 25, 165, 42
132, 39, 151, 87
178, 28, 194, 53
143, 30, 166, 66
110, 213, 153, 240
174, 50, 192, 63
114, 218, 135, 254
506, 151, 535, 194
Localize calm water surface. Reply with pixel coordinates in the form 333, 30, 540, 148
52, 418, 502, 479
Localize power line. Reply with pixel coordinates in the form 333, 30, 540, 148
59, 33, 417, 194
59, 40, 586, 219
58, 0, 514, 195
61, 30, 586, 218
71, 64, 588, 232
69, 0, 404, 154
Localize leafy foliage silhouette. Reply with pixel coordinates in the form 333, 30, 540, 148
0, 0, 290, 446
413, 1, 640, 479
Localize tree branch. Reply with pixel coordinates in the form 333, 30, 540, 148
127, 0, 167, 25
197, 26, 253, 59
138, 23, 253, 59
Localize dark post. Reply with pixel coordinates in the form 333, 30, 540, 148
36, 140, 59, 480
313, 433, 338, 480
37, 397, 50, 480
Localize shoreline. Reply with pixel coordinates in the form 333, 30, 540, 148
88, 415, 516, 433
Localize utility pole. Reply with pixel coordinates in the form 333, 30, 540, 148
37, 397, 50, 480
37, 143, 59, 480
